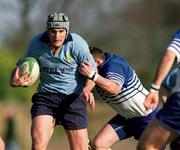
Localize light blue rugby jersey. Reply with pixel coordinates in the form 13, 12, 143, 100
24, 32, 96, 94
96, 52, 144, 105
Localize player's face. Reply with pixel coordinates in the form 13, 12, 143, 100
48, 28, 66, 49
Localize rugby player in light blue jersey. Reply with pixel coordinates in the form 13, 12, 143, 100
137, 30, 180, 150
79, 47, 159, 150
9, 12, 97, 150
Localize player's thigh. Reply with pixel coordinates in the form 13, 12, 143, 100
31, 115, 55, 140
65, 128, 88, 150
93, 124, 119, 148
138, 118, 177, 149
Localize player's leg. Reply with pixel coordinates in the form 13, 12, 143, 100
65, 128, 89, 150
31, 115, 55, 150
90, 115, 128, 150
0, 136, 5, 150
63, 93, 89, 150
137, 117, 178, 150
91, 124, 118, 150
137, 93, 180, 150
30, 93, 57, 150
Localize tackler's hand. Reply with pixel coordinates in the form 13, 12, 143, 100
79, 61, 94, 78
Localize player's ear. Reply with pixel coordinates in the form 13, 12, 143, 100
95, 58, 102, 66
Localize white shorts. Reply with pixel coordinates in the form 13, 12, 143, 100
109, 88, 153, 119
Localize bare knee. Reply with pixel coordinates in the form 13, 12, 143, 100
31, 127, 50, 150
93, 138, 111, 150
93, 138, 102, 149
31, 116, 54, 150
32, 130, 45, 150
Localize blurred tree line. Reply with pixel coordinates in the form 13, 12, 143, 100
1, 0, 180, 101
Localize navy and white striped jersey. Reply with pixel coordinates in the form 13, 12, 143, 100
167, 30, 180, 63
96, 53, 151, 118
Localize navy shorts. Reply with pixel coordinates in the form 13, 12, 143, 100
31, 92, 87, 130
108, 108, 159, 140
156, 92, 180, 134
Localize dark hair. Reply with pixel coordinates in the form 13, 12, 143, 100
89, 47, 105, 61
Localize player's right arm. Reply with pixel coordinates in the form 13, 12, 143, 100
9, 67, 28, 87
93, 73, 121, 95
152, 50, 176, 87
9, 35, 35, 87
144, 49, 176, 109
79, 61, 121, 96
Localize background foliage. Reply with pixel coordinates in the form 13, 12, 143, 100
1, 0, 180, 101
0, 0, 179, 149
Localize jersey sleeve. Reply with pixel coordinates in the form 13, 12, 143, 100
72, 34, 97, 71
103, 61, 126, 86
167, 30, 180, 63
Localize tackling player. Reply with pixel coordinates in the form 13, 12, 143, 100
79, 47, 159, 150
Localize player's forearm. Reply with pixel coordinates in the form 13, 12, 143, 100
153, 50, 176, 87
95, 75, 121, 95
83, 79, 95, 92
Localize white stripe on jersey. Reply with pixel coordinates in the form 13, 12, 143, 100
169, 42, 180, 53
174, 38, 180, 42
172, 40, 180, 46
96, 73, 143, 104
106, 72, 124, 86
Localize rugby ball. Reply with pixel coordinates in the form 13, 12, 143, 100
18, 57, 40, 86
